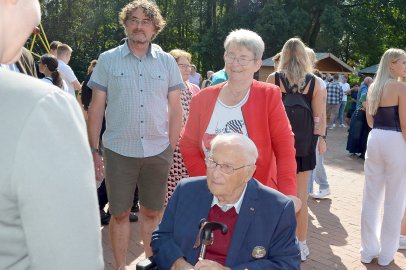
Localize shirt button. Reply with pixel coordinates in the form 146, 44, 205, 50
141, 105, 143, 107
141, 136, 144, 139
140, 74, 142, 76
141, 121, 144, 123
140, 89, 143, 92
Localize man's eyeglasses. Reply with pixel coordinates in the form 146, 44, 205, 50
206, 156, 253, 175
224, 53, 256, 66
127, 17, 152, 27
178, 64, 192, 69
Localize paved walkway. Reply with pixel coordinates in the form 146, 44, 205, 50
101, 127, 406, 269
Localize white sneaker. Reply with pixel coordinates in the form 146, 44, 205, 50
310, 188, 331, 199
328, 124, 336, 130
340, 124, 346, 128
299, 242, 309, 261
399, 236, 406, 249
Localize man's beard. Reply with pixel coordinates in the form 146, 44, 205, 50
128, 31, 150, 44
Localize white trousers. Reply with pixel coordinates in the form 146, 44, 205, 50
361, 129, 406, 265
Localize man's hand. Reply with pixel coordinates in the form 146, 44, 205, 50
92, 152, 104, 181
194, 259, 231, 270
318, 138, 327, 155
170, 258, 194, 270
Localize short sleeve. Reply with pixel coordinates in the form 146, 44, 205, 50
63, 65, 78, 83
167, 55, 184, 92
88, 53, 109, 92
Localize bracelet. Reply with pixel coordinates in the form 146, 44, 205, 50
91, 147, 99, 154
320, 135, 327, 140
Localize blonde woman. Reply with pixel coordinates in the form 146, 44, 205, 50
360, 48, 406, 266
267, 38, 323, 261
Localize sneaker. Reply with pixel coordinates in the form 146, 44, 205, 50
399, 236, 406, 249
340, 124, 346, 128
299, 242, 309, 261
100, 209, 111, 226
328, 123, 336, 130
361, 255, 375, 264
378, 257, 393, 267
310, 188, 331, 199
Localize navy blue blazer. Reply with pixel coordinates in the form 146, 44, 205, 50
151, 177, 300, 270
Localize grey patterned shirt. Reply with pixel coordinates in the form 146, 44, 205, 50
88, 41, 184, 157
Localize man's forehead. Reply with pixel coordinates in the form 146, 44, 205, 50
211, 142, 245, 162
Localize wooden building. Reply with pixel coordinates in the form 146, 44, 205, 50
258, 52, 355, 82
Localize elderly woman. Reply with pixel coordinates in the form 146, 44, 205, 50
361, 48, 406, 266
166, 49, 199, 200
180, 29, 298, 205
267, 38, 323, 261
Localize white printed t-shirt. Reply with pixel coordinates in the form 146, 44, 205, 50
202, 89, 250, 156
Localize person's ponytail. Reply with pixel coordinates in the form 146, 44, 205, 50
51, 70, 64, 89
40, 54, 64, 90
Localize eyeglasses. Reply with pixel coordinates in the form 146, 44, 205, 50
178, 64, 192, 69
224, 53, 256, 66
206, 156, 253, 175
127, 17, 153, 27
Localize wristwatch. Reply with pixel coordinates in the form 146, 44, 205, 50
91, 147, 99, 154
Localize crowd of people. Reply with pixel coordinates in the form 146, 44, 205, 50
1, 0, 405, 269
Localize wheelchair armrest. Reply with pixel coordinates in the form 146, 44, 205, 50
136, 256, 158, 270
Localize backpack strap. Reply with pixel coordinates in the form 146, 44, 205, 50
299, 74, 316, 98
275, 72, 280, 87
307, 75, 316, 97
279, 73, 294, 94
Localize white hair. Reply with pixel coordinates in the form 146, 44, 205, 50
210, 134, 258, 164
224, 29, 265, 60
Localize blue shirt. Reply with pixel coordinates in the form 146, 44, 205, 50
210, 69, 228, 86
88, 41, 184, 157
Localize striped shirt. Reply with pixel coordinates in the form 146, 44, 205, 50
88, 41, 184, 157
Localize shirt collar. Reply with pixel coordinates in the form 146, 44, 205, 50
211, 184, 247, 214
0, 63, 20, 73
121, 39, 157, 59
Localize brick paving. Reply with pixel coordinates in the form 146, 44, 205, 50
101, 127, 406, 269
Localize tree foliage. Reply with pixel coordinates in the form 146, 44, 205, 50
35, 0, 405, 81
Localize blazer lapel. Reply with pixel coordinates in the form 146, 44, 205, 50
225, 179, 259, 266
195, 183, 213, 222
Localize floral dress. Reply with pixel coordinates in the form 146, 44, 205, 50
166, 82, 195, 202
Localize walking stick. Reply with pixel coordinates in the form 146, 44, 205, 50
193, 219, 228, 260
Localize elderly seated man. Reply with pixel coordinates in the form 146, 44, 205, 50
151, 134, 300, 270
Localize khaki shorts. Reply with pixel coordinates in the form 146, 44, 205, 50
103, 146, 173, 215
